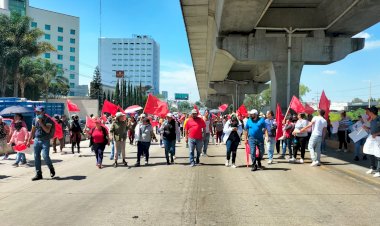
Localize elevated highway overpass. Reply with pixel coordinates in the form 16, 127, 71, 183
180, 0, 380, 110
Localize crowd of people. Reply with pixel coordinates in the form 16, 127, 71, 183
1, 104, 380, 181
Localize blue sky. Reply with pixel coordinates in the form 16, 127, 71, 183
30, 0, 380, 104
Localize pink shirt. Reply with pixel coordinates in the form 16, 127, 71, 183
9, 127, 29, 145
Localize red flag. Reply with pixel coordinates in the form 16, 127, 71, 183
117, 105, 125, 113
86, 116, 96, 129
101, 100, 118, 116
218, 104, 228, 112
237, 104, 248, 117
305, 103, 315, 115
275, 103, 284, 141
101, 114, 108, 123
193, 104, 200, 115
318, 90, 330, 119
144, 94, 169, 117
289, 96, 305, 113
46, 114, 63, 139
66, 99, 80, 112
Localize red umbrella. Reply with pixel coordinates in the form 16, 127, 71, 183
124, 105, 143, 113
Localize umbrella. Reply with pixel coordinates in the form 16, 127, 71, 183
210, 109, 221, 114
0, 106, 34, 115
124, 105, 143, 113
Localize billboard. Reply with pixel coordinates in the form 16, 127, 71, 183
175, 93, 189, 100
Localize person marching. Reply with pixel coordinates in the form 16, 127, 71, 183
9, 121, 29, 167
88, 119, 110, 169
291, 113, 309, 163
185, 109, 206, 167
0, 116, 10, 160
223, 114, 243, 168
128, 116, 137, 145
52, 115, 64, 154
110, 112, 128, 167
27, 106, 55, 181
70, 114, 83, 154
162, 113, 176, 165
201, 109, 213, 156
135, 118, 157, 166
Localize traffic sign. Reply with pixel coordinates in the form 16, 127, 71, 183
175, 93, 189, 100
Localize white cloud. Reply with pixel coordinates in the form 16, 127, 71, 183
160, 62, 200, 101
322, 70, 337, 75
364, 40, 380, 50
353, 32, 371, 39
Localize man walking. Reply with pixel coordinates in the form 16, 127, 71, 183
110, 112, 128, 167
185, 109, 206, 167
163, 113, 176, 164
27, 106, 55, 181
264, 111, 276, 164
300, 109, 327, 167
244, 109, 266, 171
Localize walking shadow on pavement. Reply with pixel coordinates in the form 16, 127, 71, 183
0, 175, 11, 179
53, 175, 87, 181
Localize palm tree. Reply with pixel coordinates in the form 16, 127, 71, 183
18, 58, 42, 98
0, 12, 54, 97
38, 59, 68, 102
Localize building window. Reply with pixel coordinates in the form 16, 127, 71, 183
70, 65, 75, 70
45, 24, 51, 30
70, 74, 75, 79
70, 47, 75, 53
58, 27, 63, 32
70, 29, 76, 35
58, 36, 63, 42
44, 34, 50, 40
44, 53, 50, 59
70, 83, 75, 88
57, 54, 63, 60
70, 92, 75, 96
31, 22, 37, 28
70, 56, 75, 62
57, 64, 63, 69
70, 38, 75, 44
57, 45, 63, 51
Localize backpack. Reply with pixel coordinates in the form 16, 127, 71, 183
0, 122, 6, 139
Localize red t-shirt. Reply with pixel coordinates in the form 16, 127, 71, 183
89, 127, 107, 144
185, 117, 206, 140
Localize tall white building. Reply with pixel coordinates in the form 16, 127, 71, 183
99, 35, 160, 95
0, 0, 85, 96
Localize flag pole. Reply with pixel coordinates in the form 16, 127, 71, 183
283, 97, 293, 122
143, 94, 150, 114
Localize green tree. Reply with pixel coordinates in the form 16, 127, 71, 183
299, 84, 311, 101
0, 13, 54, 97
38, 59, 67, 102
18, 58, 41, 98
122, 80, 127, 108
114, 81, 120, 105
352, 97, 363, 103
90, 67, 102, 99
107, 90, 111, 101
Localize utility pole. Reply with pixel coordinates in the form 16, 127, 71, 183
369, 80, 372, 108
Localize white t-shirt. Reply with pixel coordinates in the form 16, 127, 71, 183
311, 116, 327, 136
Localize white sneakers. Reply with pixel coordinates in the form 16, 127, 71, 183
288, 157, 295, 163
268, 160, 273, 164
231, 164, 237, 168
336, 149, 342, 152
373, 172, 380, 178
366, 169, 374, 174
343, 149, 348, 153
310, 161, 320, 167
297, 159, 304, 164
225, 160, 229, 167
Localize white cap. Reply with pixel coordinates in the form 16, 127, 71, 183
249, 109, 258, 115
115, 112, 125, 118
166, 113, 173, 118
140, 113, 146, 118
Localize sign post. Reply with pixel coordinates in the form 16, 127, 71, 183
175, 93, 189, 100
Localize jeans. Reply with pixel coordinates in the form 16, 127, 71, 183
163, 139, 176, 163
248, 137, 265, 165
92, 143, 105, 165
216, 131, 223, 143
354, 137, 366, 157
308, 135, 322, 162
282, 138, 293, 157
15, 152, 26, 164
188, 138, 202, 164
226, 139, 239, 164
266, 137, 275, 160
202, 133, 211, 154
137, 141, 151, 163
338, 130, 348, 149
34, 138, 53, 175
369, 155, 380, 171
109, 139, 120, 160
294, 136, 307, 159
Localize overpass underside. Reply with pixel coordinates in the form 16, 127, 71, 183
180, 0, 380, 110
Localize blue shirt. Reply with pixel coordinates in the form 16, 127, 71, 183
245, 117, 266, 141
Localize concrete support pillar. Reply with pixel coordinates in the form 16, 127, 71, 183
270, 62, 304, 111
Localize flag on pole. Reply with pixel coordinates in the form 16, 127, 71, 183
45, 114, 63, 139
218, 104, 229, 112
305, 103, 315, 115
319, 90, 331, 119
66, 99, 80, 112
237, 104, 248, 117
275, 103, 284, 141
144, 94, 169, 117
86, 116, 96, 129
101, 100, 119, 116
289, 96, 305, 113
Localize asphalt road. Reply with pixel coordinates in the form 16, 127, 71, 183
0, 139, 379, 226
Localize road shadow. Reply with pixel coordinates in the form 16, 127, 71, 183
53, 175, 87, 181
27, 159, 63, 165
0, 175, 11, 179
261, 167, 291, 171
